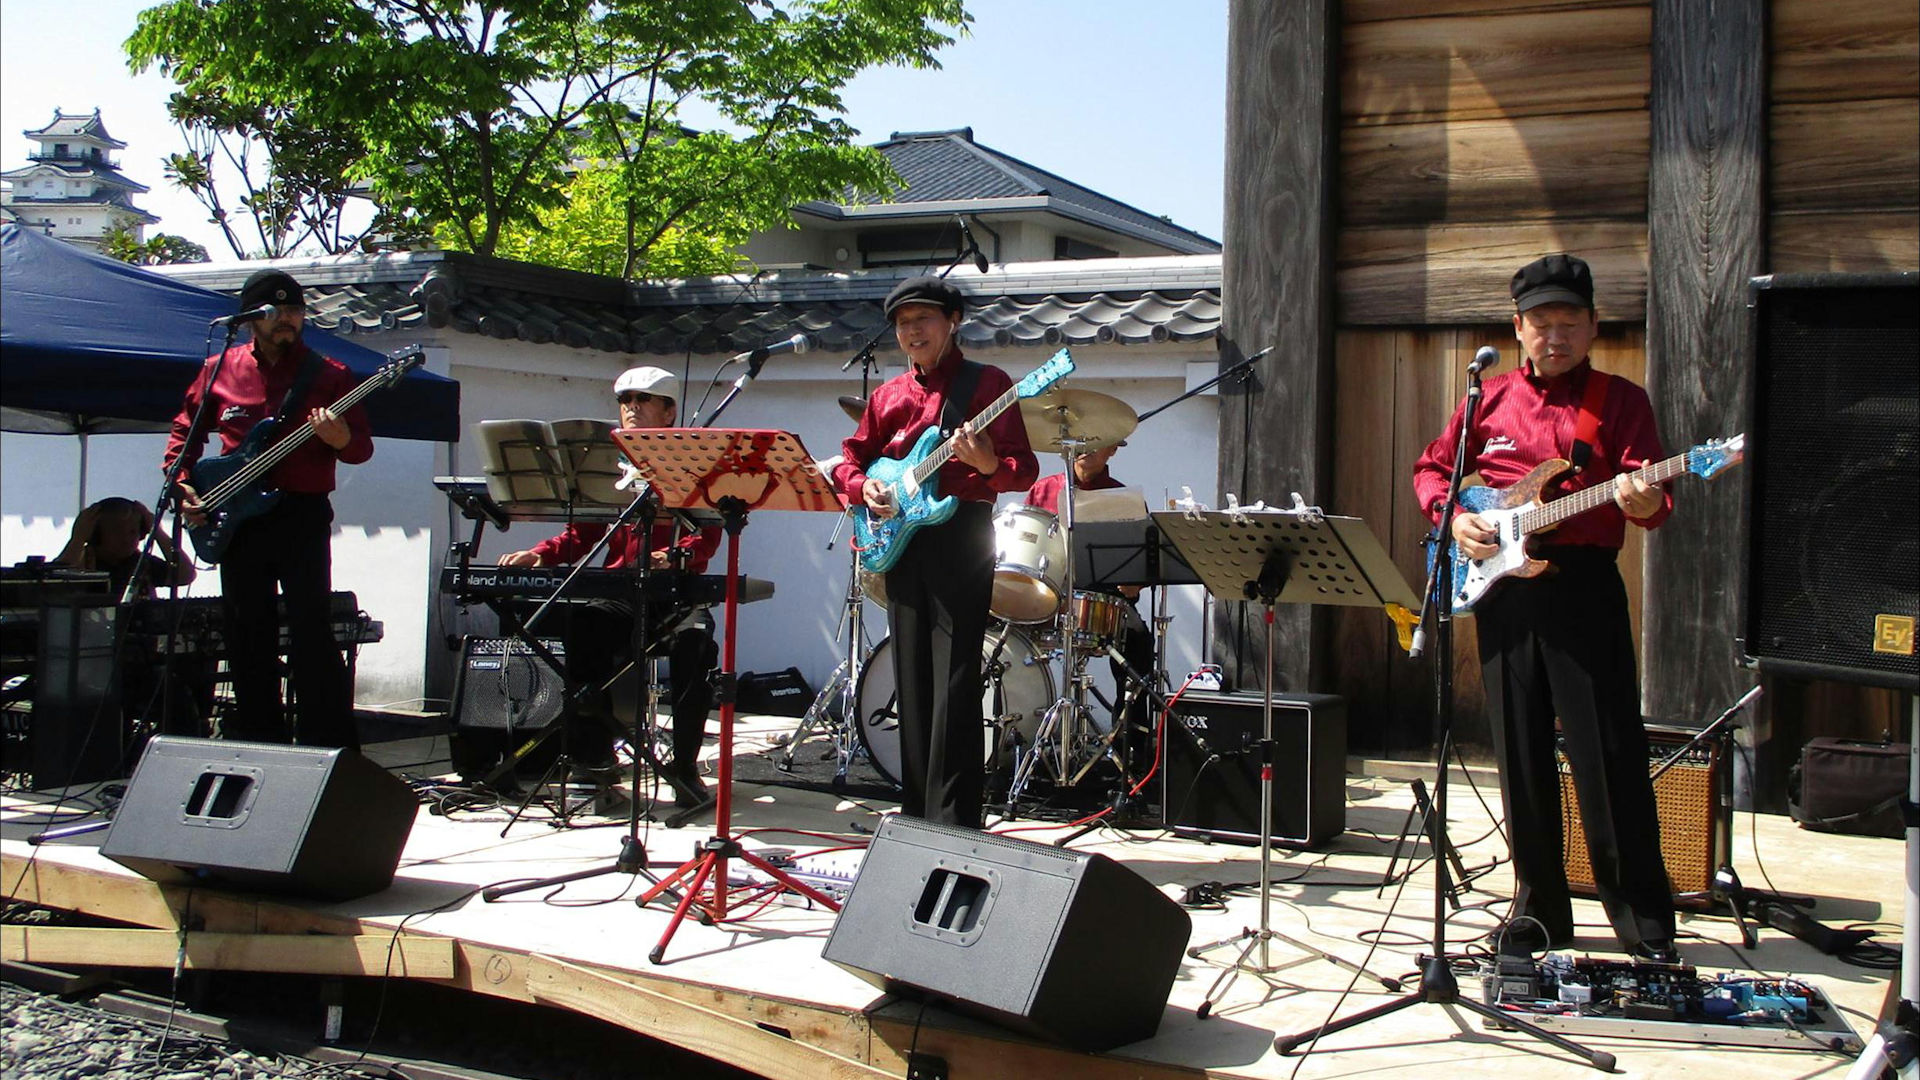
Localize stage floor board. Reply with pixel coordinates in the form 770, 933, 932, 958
3, 715, 1902, 1080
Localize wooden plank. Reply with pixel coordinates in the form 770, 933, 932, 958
1772, 100, 1920, 213
1341, 111, 1648, 227
1642, 0, 1766, 727
1, 926, 455, 978
866, 1006, 1208, 1080
1330, 330, 1409, 752
1344, 7, 1649, 124
1345, 0, 1623, 22
1337, 220, 1648, 325
1217, 0, 1339, 690
526, 954, 892, 1080
1772, 0, 1920, 103
1586, 331, 1651, 659
1770, 209, 1920, 272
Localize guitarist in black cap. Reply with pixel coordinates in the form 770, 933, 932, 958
834, 276, 1038, 826
164, 269, 371, 749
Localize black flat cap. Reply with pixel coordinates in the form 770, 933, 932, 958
239, 269, 303, 311
1510, 254, 1594, 312
883, 275, 964, 320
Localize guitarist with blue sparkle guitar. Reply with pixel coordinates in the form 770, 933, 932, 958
163, 270, 372, 750
1412, 254, 1682, 965
833, 277, 1040, 828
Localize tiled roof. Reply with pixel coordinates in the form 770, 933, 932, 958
22, 110, 125, 149
157, 251, 1222, 355
800, 129, 1220, 255
0, 162, 150, 193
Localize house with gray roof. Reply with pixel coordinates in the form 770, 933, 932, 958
1, 110, 158, 250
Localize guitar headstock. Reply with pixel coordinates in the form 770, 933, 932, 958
1015, 348, 1075, 399
1686, 433, 1746, 479
378, 347, 426, 384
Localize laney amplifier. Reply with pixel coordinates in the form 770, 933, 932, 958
1163, 690, 1346, 847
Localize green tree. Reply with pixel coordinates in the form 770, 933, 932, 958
102, 225, 210, 265
127, 0, 969, 273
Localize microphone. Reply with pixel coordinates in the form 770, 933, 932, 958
956, 215, 990, 273
731, 333, 812, 385
210, 304, 277, 327
1468, 345, 1501, 375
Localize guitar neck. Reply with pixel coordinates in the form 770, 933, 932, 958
203, 368, 386, 509
910, 383, 1018, 485
1523, 451, 1692, 531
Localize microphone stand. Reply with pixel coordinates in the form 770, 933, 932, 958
1275, 351, 1616, 1072
1133, 344, 1271, 425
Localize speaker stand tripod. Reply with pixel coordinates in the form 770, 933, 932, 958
1152, 503, 1416, 1014
1272, 358, 1613, 1071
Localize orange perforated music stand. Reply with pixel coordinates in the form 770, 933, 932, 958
612, 428, 846, 963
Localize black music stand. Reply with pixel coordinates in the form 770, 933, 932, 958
1152, 504, 1416, 1012
613, 427, 847, 964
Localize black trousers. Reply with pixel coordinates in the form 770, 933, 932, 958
885, 501, 995, 827
217, 493, 356, 749
1475, 548, 1675, 951
559, 604, 716, 778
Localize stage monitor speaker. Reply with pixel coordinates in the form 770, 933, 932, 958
1558, 723, 1729, 903
1741, 271, 1918, 690
1162, 690, 1345, 848
449, 635, 566, 780
101, 736, 417, 900
822, 815, 1190, 1052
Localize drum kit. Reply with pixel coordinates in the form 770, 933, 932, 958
776, 383, 1164, 811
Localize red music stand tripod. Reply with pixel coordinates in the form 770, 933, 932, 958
613, 428, 846, 964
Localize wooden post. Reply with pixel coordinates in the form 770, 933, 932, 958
1216, 0, 1339, 691
1642, 0, 1767, 725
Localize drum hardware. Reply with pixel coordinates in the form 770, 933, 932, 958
772, 507, 883, 786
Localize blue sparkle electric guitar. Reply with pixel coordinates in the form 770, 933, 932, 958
186, 346, 424, 564
1445, 434, 1745, 613
852, 348, 1076, 574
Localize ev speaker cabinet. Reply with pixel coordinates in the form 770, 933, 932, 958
1162, 690, 1346, 847
1741, 272, 1918, 690
101, 736, 417, 901
822, 815, 1191, 1052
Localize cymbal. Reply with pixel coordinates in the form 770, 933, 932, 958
837, 395, 867, 423
1019, 387, 1137, 452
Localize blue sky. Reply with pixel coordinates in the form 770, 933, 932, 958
0, 0, 1227, 262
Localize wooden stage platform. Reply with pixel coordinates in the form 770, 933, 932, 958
2, 716, 1904, 1079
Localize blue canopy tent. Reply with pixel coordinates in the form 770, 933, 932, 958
0, 224, 459, 444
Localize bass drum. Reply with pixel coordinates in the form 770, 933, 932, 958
853, 626, 1056, 787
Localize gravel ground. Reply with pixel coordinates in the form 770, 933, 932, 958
1, 965, 762, 1080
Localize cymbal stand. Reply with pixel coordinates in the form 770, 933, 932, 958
773, 512, 874, 785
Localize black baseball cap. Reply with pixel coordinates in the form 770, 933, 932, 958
239, 269, 303, 311
883, 275, 964, 320
1510, 254, 1594, 312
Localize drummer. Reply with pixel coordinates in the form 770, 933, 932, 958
1023, 441, 1156, 748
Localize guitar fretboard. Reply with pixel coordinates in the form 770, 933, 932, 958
1517, 451, 1693, 533
202, 353, 417, 509
909, 382, 1020, 486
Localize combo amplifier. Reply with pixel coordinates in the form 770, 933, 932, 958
1162, 690, 1346, 848
1558, 723, 1729, 902
449, 635, 566, 781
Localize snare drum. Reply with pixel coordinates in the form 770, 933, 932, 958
991, 505, 1066, 623
1066, 590, 1126, 649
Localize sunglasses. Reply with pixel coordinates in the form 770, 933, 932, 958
618, 391, 662, 405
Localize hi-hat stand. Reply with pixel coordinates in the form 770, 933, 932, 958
1152, 502, 1417, 1014
1274, 357, 1615, 1071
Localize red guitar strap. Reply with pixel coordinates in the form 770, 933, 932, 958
1570, 367, 1609, 473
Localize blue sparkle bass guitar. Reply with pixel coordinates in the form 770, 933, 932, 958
186, 346, 424, 564
852, 348, 1075, 574
1445, 433, 1745, 613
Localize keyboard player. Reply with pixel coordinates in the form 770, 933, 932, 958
495, 366, 721, 808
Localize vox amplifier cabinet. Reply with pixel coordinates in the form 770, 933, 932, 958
1558, 723, 1728, 902
1162, 690, 1346, 848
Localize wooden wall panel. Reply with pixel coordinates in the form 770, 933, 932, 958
1344, 7, 1648, 125
1337, 220, 1647, 325
1770, 210, 1920, 272
1342, 111, 1648, 226
1772, 0, 1920, 104
1772, 100, 1920, 213
1345, 0, 1621, 23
